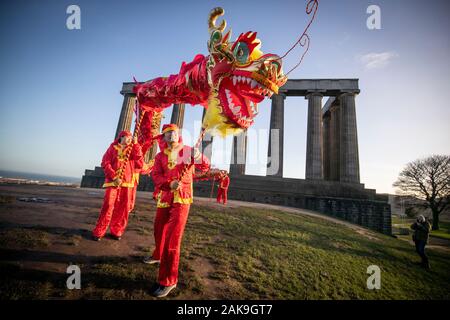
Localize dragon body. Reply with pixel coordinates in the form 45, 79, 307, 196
126, 3, 319, 183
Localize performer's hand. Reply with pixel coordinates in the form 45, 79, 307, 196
114, 178, 122, 186
170, 180, 180, 190
193, 148, 201, 159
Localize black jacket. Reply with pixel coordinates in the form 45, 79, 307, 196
411, 221, 431, 243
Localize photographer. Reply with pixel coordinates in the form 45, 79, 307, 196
410, 215, 431, 270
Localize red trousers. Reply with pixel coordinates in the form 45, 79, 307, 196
129, 185, 138, 213
217, 187, 228, 204
92, 187, 133, 238
152, 203, 190, 286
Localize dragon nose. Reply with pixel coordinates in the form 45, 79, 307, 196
262, 57, 286, 88
261, 56, 283, 78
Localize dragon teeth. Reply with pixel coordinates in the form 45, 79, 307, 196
225, 89, 240, 115
225, 89, 231, 99
231, 105, 241, 115
250, 102, 259, 115
232, 75, 257, 87
225, 89, 234, 107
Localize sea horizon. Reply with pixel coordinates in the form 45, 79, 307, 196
0, 170, 81, 184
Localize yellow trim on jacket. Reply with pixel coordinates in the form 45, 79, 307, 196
102, 171, 140, 188
102, 181, 135, 188
113, 144, 130, 162
133, 172, 140, 185
156, 193, 170, 208
156, 183, 194, 208
163, 145, 183, 170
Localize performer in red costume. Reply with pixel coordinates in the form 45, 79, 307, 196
92, 131, 144, 241
216, 174, 230, 205
144, 124, 210, 298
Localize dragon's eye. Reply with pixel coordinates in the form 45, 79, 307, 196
233, 42, 250, 64
211, 30, 222, 44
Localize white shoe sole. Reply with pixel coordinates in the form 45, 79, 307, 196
154, 285, 176, 298
143, 259, 160, 265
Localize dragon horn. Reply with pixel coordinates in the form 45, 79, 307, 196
208, 7, 226, 33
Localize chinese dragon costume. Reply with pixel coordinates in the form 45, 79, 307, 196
119, 1, 319, 188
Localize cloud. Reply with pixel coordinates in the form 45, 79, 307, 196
358, 51, 399, 70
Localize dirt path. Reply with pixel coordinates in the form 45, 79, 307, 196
0, 185, 156, 286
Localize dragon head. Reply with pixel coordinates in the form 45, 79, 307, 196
203, 7, 287, 136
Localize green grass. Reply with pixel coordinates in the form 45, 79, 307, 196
430, 221, 450, 240
0, 195, 15, 204
0, 228, 50, 248
181, 206, 450, 299
1, 205, 449, 299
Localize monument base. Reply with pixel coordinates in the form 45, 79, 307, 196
81, 168, 391, 235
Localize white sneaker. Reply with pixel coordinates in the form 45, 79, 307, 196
152, 284, 176, 298
143, 256, 160, 265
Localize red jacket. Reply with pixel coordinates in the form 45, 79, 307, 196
219, 175, 230, 189
102, 142, 144, 188
152, 144, 210, 207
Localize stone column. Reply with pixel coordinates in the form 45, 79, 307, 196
267, 94, 285, 177
201, 108, 213, 161
322, 112, 331, 180
305, 92, 323, 179
329, 104, 340, 181
115, 94, 135, 139
229, 130, 247, 176
339, 92, 360, 183
170, 103, 185, 128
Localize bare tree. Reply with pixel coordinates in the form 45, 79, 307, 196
393, 155, 450, 230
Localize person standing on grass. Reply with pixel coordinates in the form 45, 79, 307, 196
92, 131, 144, 241
143, 123, 210, 298
410, 214, 431, 270
216, 173, 230, 205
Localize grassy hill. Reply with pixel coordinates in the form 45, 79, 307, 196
0, 185, 449, 300
179, 205, 450, 299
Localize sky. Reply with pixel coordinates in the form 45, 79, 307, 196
0, 0, 449, 194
